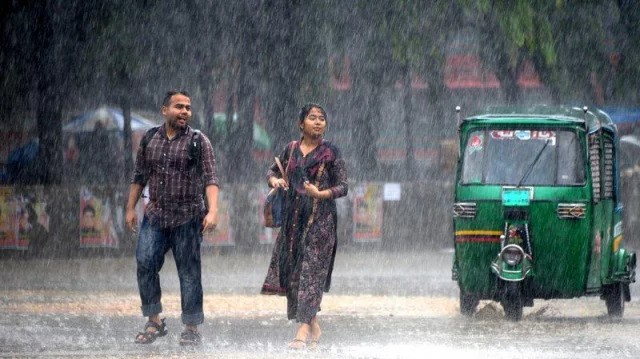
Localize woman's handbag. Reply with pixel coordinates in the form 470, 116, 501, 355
263, 157, 288, 228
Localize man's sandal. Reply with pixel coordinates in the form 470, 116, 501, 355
179, 329, 202, 346
134, 319, 167, 344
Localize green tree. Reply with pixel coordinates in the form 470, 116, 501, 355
545, 1, 612, 104
612, 0, 640, 104
257, 1, 331, 155
461, 0, 617, 105
463, 0, 556, 104
210, 1, 261, 183
352, 0, 459, 179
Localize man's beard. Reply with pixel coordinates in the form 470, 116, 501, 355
168, 117, 187, 130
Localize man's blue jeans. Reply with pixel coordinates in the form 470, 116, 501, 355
136, 216, 204, 326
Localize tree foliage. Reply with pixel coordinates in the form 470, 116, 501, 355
1, 0, 639, 184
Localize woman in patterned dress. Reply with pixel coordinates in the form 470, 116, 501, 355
261, 103, 348, 349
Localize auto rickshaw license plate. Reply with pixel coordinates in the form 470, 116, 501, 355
502, 188, 531, 206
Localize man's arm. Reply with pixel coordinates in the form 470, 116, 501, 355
202, 184, 219, 232
125, 183, 144, 232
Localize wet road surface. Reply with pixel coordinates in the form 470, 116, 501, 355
1, 248, 639, 358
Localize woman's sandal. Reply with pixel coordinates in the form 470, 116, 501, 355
287, 338, 307, 350
134, 318, 167, 344
309, 322, 321, 350
308, 339, 319, 350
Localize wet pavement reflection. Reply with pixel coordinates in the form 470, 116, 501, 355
1, 249, 638, 358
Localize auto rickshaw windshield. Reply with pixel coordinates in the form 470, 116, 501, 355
461, 129, 585, 186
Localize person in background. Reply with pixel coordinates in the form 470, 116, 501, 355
126, 90, 219, 346
84, 120, 111, 184
261, 103, 348, 350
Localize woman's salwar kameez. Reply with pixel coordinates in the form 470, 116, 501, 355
261, 140, 348, 324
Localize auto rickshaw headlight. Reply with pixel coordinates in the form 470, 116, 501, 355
502, 245, 523, 266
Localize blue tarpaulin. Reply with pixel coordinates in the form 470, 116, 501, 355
602, 107, 640, 124
63, 107, 157, 133
6, 139, 41, 184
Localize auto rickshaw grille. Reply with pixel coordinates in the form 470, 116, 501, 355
557, 203, 586, 219
453, 202, 476, 218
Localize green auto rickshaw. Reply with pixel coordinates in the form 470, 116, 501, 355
452, 105, 636, 321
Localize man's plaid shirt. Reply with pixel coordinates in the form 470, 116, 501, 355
132, 125, 219, 228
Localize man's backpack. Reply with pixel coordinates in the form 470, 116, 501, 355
140, 126, 203, 175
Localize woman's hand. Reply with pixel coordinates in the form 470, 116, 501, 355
270, 177, 288, 190
304, 181, 329, 199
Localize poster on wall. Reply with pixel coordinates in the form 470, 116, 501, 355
28, 198, 50, 253
257, 188, 279, 245
79, 187, 119, 248
16, 197, 35, 250
202, 191, 234, 247
0, 187, 18, 249
0, 186, 50, 251
352, 183, 384, 243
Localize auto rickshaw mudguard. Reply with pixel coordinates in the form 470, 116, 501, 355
490, 246, 533, 282
608, 248, 636, 284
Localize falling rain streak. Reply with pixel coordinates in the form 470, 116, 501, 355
1, 1, 640, 357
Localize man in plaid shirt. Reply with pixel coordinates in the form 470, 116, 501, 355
126, 90, 219, 346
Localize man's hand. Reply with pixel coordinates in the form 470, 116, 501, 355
203, 185, 219, 233
126, 208, 138, 233
125, 184, 143, 234
202, 209, 218, 233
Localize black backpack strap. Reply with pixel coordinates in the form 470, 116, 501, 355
140, 126, 161, 157
133, 126, 160, 185
189, 129, 203, 175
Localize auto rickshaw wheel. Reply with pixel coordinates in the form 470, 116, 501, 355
502, 282, 523, 321
604, 283, 625, 317
459, 289, 479, 316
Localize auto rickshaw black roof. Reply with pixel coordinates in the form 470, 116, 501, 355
457, 105, 617, 135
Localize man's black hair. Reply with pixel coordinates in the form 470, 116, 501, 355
162, 90, 190, 107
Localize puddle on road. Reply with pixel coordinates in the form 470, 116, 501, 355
2, 291, 639, 358
2, 290, 638, 319
0, 290, 460, 317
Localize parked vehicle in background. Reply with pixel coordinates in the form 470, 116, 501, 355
620, 135, 640, 175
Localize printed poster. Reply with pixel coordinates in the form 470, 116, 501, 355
353, 183, 383, 243
258, 188, 279, 244
202, 191, 233, 246
16, 196, 42, 251
0, 187, 50, 251
79, 187, 119, 248
0, 187, 19, 249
